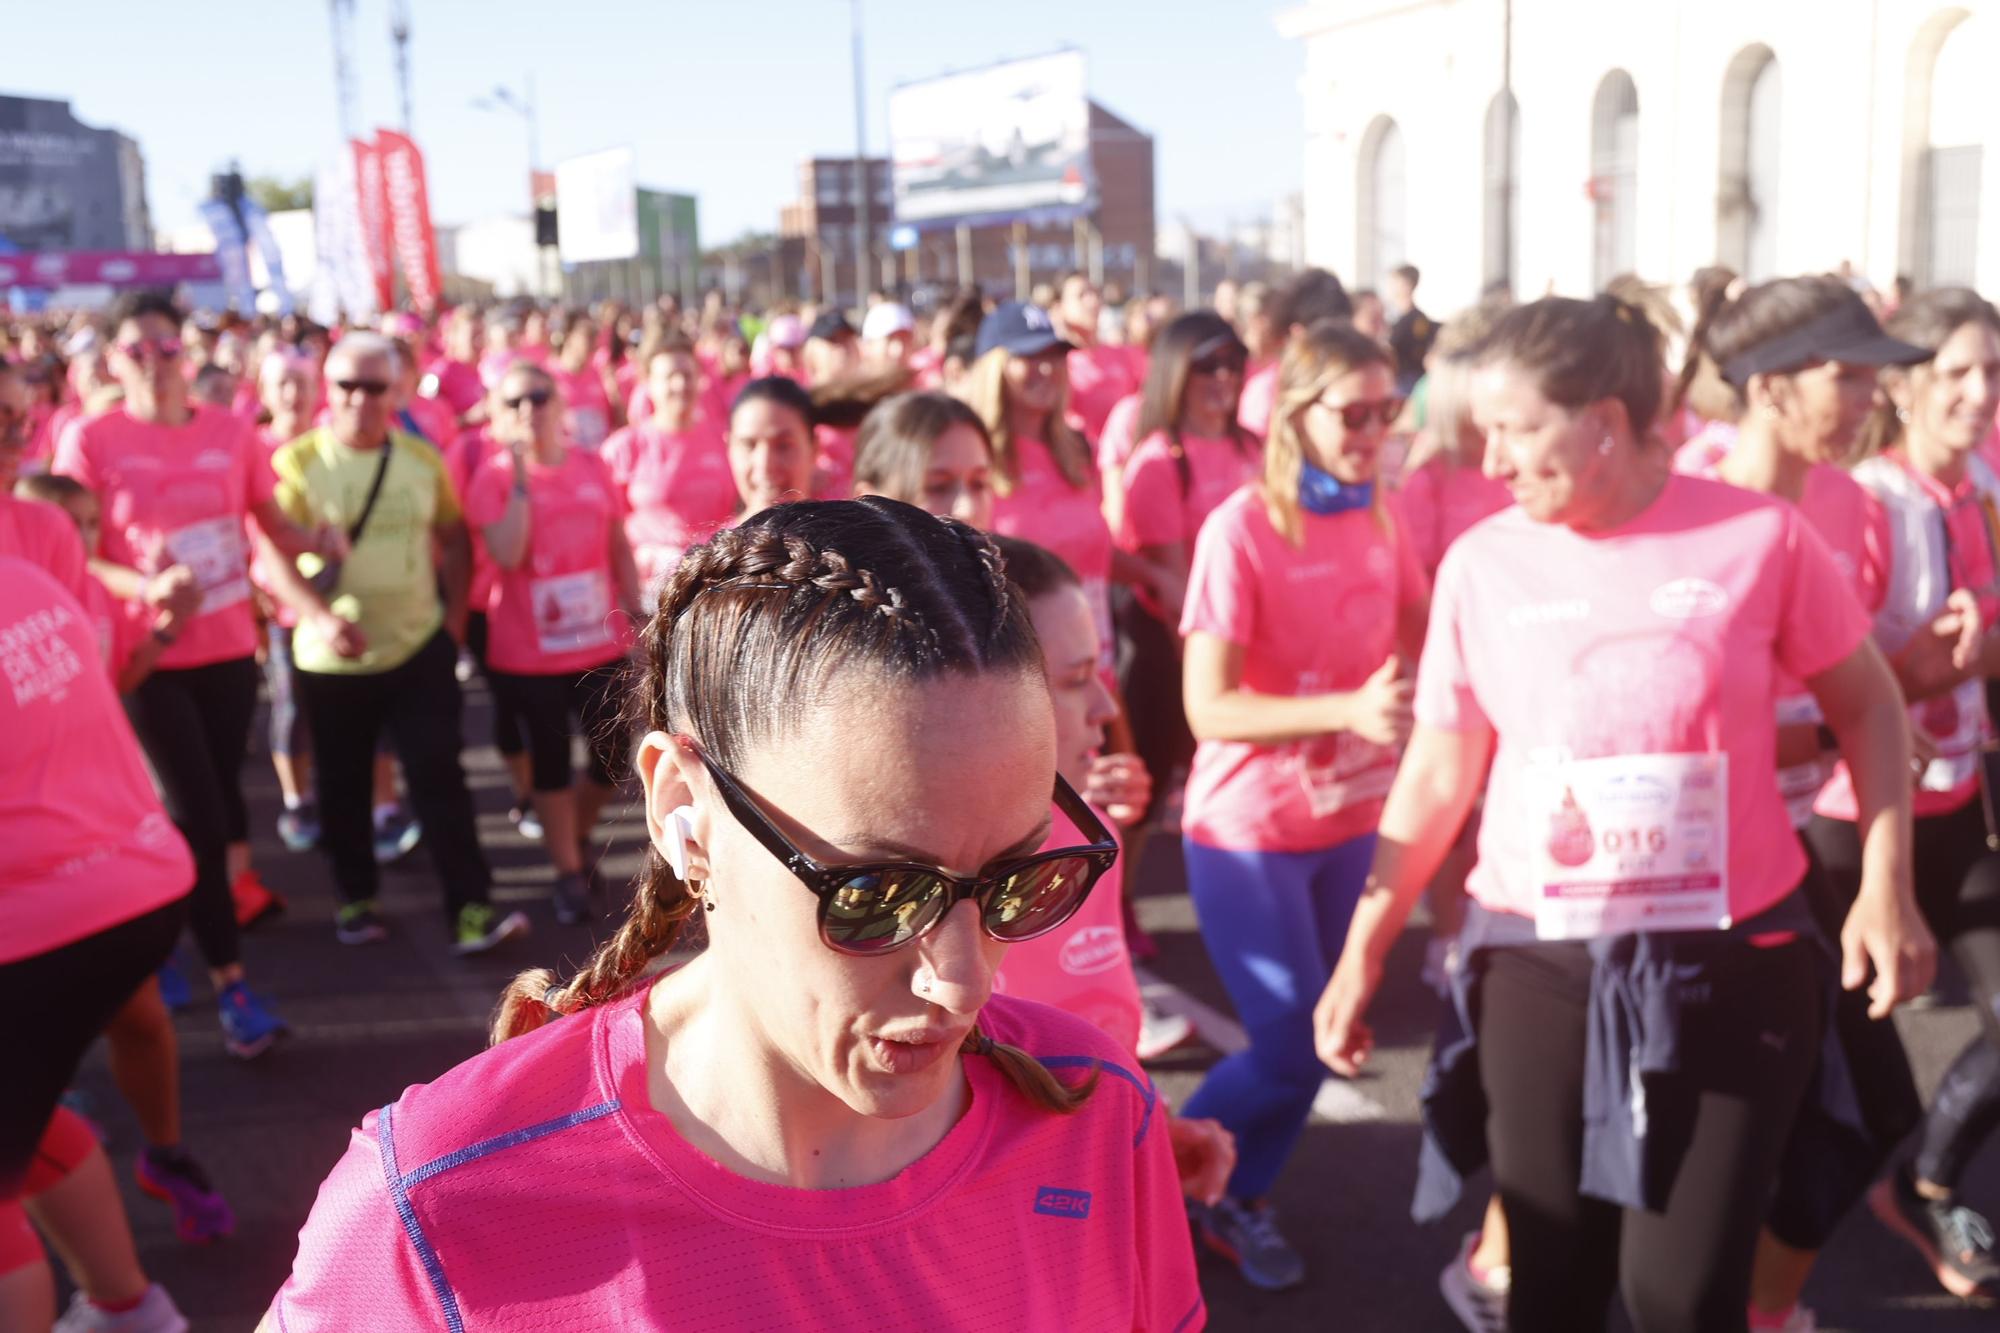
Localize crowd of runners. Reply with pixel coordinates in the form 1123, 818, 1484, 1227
1, 255, 1998, 1332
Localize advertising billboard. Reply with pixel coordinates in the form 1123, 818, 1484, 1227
889, 50, 1094, 230
556, 147, 639, 264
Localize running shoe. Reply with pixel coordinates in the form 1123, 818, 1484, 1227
1869, 1164, 2000, 1298
135, 1144, 236, 1243
454, 902, 531, 956
1135, 1002, 1195, 1060
276, 802, 321, 853
335, 900, 390, 945
216, 981, 286, 1060
373, 809, 423, 865
156, 954, 191, 1011
230, 868, 286, 929
509, 800, 545, 842
1440, 1230, 1510, 1332
1190, 1196, 1306, 1291
52, 1284, 188, 1333
552, 871, 590, 926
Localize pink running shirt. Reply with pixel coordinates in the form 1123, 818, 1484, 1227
990, 439, 1116, 669
1414, 475, 1869, 923
0, 559, 192, 963
0, 494, 90, 607
272, 986, 1203, 1332
1118, 431, 1259, 554
422, 357, 485, 417
55, 404, 274, 669
1067, 344, 1140, 444
1180, 488, 1429, 853
1397, 458, 1512, 577
551, 366, 612, 451
1094, 392, 1144, 476
600, 417, 737, 591
464, 449, 633, 676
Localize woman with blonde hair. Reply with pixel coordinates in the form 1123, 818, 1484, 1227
1176, 319, 1429, 1289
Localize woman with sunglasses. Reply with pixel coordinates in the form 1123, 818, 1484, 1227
264, 497, 1203, 1332
602, 340, 736, 590
54, 292, 340, 1060
467, 362, 643, 925
1175, 320, 1427, 1291
1314, 296, 1931, 1331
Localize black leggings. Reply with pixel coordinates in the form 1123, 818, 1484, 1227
123, 656, 259, 970
465, 610, 525, 759
0, 896, 187, 1196
487, 662, 629, 792
1806, 800, 2000, 1191
1477, 936, 1821, 1333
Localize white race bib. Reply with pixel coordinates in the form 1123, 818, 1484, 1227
1532, 752, 1730, 940
531, 570, 612, 656
162, 516, 250, 614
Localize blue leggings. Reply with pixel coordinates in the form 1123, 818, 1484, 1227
1181, 833, 1376, 1200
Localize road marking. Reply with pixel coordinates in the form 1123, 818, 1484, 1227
1134, 966, 1387, 1124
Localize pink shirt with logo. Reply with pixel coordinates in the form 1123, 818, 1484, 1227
1398, 458, 1513, 577
271, 985, 1203, 1332
1118, 431, 1259, 553
600, 416, 736, 591
0, 559, 192, 963
465, 449, 633, 676
990, 439, 1116, 668
1181, 488, 1429, 853
1415, 475, 1869, 923
992, 809, 1143, 1059
1067, 345, 1140, 444
55, 404, 274, 669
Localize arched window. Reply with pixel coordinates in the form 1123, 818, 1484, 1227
1483, 91, 1521, 291
1591, 71, 1639, 288
1718, 46, 1780, 281
1356, 116, 1406, 291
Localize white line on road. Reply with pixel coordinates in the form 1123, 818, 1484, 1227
1134, 966, 1387, 1125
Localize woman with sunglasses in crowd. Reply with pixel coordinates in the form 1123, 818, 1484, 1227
602, 339, 737, 591
1176, 320, 1427, 1291
1315, 296, 1931, 1332
466, 362, 643, 926
263, 497, 1203, 1332
54, 292, 344, 1061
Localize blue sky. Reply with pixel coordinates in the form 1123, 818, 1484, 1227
21, 0, 1304, 245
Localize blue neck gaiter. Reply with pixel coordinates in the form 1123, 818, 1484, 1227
1299, 458, 1374, 516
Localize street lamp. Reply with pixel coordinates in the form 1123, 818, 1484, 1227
473, 77, 546, 296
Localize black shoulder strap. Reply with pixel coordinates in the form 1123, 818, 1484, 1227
347, 439, 394, 544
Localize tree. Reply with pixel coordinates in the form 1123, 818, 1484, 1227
246, 175, 314, 212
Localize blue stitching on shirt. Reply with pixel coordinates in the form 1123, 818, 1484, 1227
378, 1103, 466, 1333
1173, 1296, 1204, 1331
1038, 1056, 1158, 1147
400, 1101, 623, 1188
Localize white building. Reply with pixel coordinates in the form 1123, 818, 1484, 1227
1277, 0, 1996, 312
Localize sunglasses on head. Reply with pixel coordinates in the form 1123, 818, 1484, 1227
334, 379, 391, 397
504, 389, 554, 411
1318, 396, 1405, 430
117, 336, 181, 361
689, 743, 1117, 957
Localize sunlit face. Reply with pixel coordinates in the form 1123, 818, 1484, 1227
648, 350, 700, 419
1901, 322, 2000, 456
1027, 585, 1117, 788
264, 366, 316, 419
111, 312, 185, 404
653, 669, 1054, 1120
1759, 359, 1881, 465
323, 346, 397, 444
494, 367, 559, 449
805, 335, 859, 386
1181, 347, 1245, 434
915, 422, 995, 529
1298, 362, 1396, 485
1473, 360, 1619, 526
1003, 348, 1067, 426
729, 398, 815, 514
1059, 278, 1101, 341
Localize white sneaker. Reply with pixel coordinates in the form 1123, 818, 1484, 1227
53, 1284, 189, 1333
1439, 1230, 1509, 1333
1135, 1001, 1194, 1060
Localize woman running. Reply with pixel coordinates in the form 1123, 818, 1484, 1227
1809, 287, 2000, 1299
1315, 295, 1932, 1332
264, 498, 1203, 1331
601, 339, 736, 590
467, 362, 643, 925
1178, 320, 1427, 1290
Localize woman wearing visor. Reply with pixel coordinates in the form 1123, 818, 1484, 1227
264, 498, 1204, 1332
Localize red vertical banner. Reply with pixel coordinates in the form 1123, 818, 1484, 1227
377, 129, 444, 314
350, 137, 395, 312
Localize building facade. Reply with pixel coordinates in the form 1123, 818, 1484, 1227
1278, 0, 1996, 312
0, 94, 150, 252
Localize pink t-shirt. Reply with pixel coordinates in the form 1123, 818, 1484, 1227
601, 417, 736, 591
465, 449, 633, 676
991, 809, 1143, 1060
84, 573, 149, 682
0, 494, 90, 607
422, 356, 486, 417
1067, 345, 1140, 444
55, 404, 274, 669
1237, 362, 1278, 441
1118, 431, 1259, 553
990, 439, 1116, 668
1415, 475, 1869, 923
271, 985, 1203, 1333
1398, 458, 1513, 578
1094, 392, 1145, 475
0, 559, 192, 963
552, 366, 613, 451
1180, 488, 1430, 853
397, 395, 461, 453
447, 429, 505, 613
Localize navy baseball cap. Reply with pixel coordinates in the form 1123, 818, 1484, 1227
808, 310, 857, 343
974, 301, 1073, 361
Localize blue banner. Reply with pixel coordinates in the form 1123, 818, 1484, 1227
238, 198, 294, 315
197, 198, 256, 311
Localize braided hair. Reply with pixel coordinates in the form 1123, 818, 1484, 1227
492, 497, 1095, 1113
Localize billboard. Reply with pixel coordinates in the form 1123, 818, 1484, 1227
889, 50, 1094, 230
556, 147, 639, 264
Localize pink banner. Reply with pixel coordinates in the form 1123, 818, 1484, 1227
376, 129, 444, 313
0, 251, 224, 288
351, 137, 395, 312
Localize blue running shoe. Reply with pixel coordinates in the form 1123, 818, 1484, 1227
157, 954, 192, 1011
373, 810, 423, 865
217, 981, 286, 1060
1191, 1196, 1307, 1291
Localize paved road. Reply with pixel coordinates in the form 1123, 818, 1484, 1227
70, 688, 2000, 1331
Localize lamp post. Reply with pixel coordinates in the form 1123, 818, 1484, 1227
849, 0, 869, 312
473, 77, 546, 296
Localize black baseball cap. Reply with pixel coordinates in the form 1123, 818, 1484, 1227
974, 301, 1073, 360
808, 311, 857, 343
1721, 297, 1932, 387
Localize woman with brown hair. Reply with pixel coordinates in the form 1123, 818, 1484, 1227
263, 498, 1202, 1332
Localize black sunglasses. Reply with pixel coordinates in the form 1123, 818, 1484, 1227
1190, 351, 1247, 378
691, 744, 1117, 956
504, 389, 554, 410
1318, 396, 1406, 430
334, 379, 391, 397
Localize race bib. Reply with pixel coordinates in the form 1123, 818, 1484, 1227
531, 569, 612, 655
162, 516, 250, 614
1911, 677, 1987, 793
1532, 752, 1729, 940
1297, 731, 1397, 819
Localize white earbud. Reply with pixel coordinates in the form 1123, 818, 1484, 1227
663, 805, 697, 879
